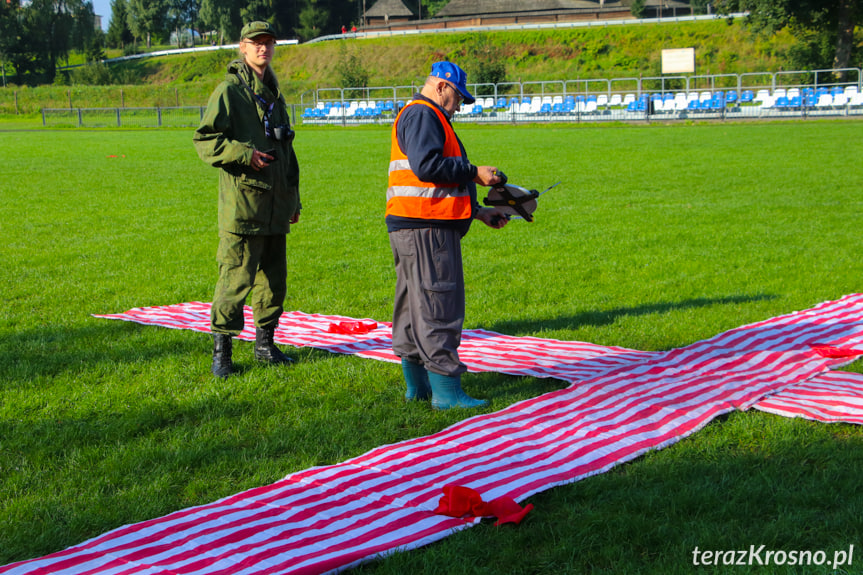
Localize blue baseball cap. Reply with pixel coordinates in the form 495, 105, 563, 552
430, 61, 475, 105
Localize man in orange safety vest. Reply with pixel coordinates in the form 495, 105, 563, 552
386, 61, 509, 410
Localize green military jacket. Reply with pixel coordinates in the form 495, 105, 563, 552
194, 59, 300, 235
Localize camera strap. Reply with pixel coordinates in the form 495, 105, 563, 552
235, 72, 275, 135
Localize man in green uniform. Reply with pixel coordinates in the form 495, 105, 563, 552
193, 21, 301, 378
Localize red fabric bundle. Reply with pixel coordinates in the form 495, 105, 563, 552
327, 321, 378, 335
434, 485, 533, 526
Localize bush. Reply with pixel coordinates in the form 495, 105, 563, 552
462, 37, 506, 96
336, 42, 370, 98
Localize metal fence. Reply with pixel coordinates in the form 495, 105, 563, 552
298, 67, 863, 126
42, 106, 206, 128
40, 67, 863, 129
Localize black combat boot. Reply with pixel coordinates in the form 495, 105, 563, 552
211, 333, 234, 378
254, 327, 294, 365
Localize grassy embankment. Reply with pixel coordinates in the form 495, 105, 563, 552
0, 18, 795, 116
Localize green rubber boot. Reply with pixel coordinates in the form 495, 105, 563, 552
428, 372, 488, 410
402, 358, 431, 401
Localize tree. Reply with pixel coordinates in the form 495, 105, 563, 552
127, 0, 168, 49
14, 0, 90, 84
715, 0, 860, 72
199, 0, 241, 43
106, 0, 134, 49
296, 0, 328, 40
421, 0, 449, 19
0, 0, 22, 85
168, 0, 200, 46
241, 0, 273, 26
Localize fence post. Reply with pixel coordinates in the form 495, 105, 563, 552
77, 108, 82, 127
157, 107, 162, 127
15, 90, 19, 115
116, 108, 121, 127
42, 108, 46, 126
68, 90, 72, 109
121, 89, 124, 108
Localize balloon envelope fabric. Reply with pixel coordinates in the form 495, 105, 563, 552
3, 295, 862, 575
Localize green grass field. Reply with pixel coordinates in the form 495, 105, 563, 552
1, 120, 863, 574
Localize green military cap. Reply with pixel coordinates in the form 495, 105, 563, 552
241, 21, 276, 40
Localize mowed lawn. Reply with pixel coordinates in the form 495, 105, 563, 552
1, 120, 863, 574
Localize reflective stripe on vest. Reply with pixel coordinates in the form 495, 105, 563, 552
386, 100, 472, 220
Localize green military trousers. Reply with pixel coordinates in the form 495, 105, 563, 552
211, 231, 287, 336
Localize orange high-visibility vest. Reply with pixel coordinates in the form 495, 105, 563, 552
386, 100, 472, 220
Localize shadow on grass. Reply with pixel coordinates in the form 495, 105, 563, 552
0, 317, 360, 388
0, 320, 207, 385
488, 293, 779, 335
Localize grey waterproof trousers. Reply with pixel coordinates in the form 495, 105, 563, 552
389, 227, 467, 377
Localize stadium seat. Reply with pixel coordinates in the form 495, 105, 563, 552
740, 90, 755, 103
539, 103, 552, 114
471, 104, 483, 115
608, 94, 622, 107
596, 94, 609, 107
753, 89, 770, 103
725, 91, 738, 103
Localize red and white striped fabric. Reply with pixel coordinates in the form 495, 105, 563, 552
752, 370, 863, 424
4, 295, 862, 575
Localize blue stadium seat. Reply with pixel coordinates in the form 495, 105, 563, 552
740, 90, 754, 103
539, 103, 552, 114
